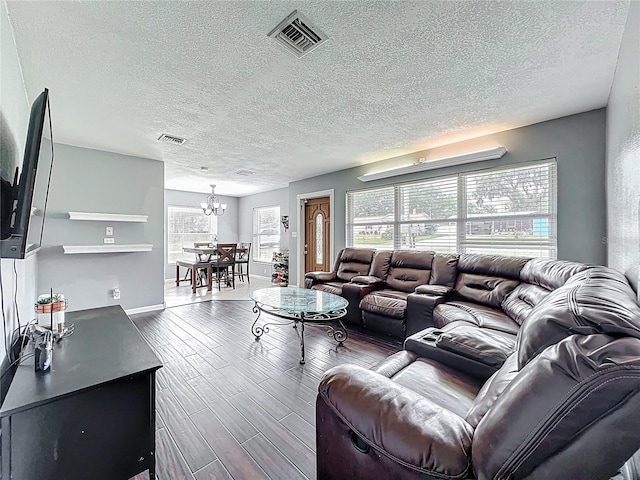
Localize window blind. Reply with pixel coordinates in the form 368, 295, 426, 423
462, 161, 557, 257
396, 176, 459, 251
167, 206, 217, 264
346, 186, 395, 249
253, 206, 281, 262
346, 159, 557, 258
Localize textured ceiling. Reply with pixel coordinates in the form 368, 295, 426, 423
5, 1, 629, 196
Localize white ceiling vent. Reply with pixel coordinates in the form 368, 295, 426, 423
268, 10, 328, 58
235, 169, 255, 176
158, 133, 187, 145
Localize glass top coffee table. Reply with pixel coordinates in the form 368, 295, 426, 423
249, 287, 349, 364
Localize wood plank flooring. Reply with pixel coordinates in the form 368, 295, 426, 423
130, 299, 401, 480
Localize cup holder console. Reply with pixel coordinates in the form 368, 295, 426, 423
420, 329, 443, 344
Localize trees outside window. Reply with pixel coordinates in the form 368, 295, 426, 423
253, 206, 280, 262
167, 206, 217, 264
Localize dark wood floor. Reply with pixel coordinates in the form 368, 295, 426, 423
130, 300, 401, 480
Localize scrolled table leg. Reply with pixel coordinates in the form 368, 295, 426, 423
326, 321, 348, 345
251, 303, 267, 340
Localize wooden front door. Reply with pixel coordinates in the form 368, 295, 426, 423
304, 196, 331, 273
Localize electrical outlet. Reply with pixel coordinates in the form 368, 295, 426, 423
263, 268, 267, 274
104, 237, 115, 244
112, 288, 120, 300
106, 226, 113, 236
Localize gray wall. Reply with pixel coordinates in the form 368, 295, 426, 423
164, 188, 238, 279
606, 1, 640, 294
0, 2, 36, 376
238, 187, 289, 278
38, 143, 164, 312
284, 109, 607, 285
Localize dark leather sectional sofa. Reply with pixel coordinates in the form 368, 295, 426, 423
309, 248, 640, 479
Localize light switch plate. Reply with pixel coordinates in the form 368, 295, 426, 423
291, 231, 297, 237
104, 237, 115, 244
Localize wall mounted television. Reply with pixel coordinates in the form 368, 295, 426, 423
0, 88, 53, 259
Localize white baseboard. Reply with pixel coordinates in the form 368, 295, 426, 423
126, 303, 165, 315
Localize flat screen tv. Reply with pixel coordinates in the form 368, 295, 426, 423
0, 88, 53, 259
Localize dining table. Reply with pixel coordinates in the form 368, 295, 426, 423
182, 245, 240, 289
183, 246, 218, 262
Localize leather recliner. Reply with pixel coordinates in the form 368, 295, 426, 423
305, 248, 380, 324
358, 251, 460, 338
316, 266, 640, 479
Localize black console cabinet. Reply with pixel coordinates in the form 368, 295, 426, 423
0, 305, 162, 480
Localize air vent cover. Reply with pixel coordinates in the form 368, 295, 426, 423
268, 10, 328, 58
158, 133, 187, 145
235, 169, 255, 176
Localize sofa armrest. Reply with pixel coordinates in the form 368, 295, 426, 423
404, 325, 512, 380
304, 271, 337, 288
414, 284, 452, 296
405, 287, 453, 336
351, 275, 383, 286
436, 324, 515, 367
318, 364, 473, 478
342, 281, 383, 301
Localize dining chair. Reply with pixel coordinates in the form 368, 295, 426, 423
211, 243, 237, 290
175, 259, 212, 293
235, 242, 251, 284
193, 241, 213, 283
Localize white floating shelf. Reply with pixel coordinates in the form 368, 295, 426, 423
63, 244, 153, 254
68, 212, 148, 223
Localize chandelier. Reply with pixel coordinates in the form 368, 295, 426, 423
200, 184, 227, 216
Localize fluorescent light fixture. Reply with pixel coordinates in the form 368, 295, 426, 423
357, 146, 507, 182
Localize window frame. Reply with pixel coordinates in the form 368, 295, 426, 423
252, 205, 281, 262
346, 159, 557, 258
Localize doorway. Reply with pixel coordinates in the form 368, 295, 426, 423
304, 196, 331, 274
296, 189, 335, 286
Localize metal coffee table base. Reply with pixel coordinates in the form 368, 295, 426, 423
251, 303, 348, 364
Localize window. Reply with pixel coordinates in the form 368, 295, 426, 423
253, 206, 280, 262
167, 206, 217, 264
347, 160, 557, 258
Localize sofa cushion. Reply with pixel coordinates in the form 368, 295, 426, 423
501, 283, 551, 326
517, 267, 640, 367
360, 290, 409, 319
369, 250, 393, 279
389, 357, 483, 417
386, 250, 434, 293
520, 257, 592, 291
429, 253, 459, 287
433, 301, 520, 335
336, 247, 375, 281
501, 258, 592, 326
457, 253, 529, 279
311, 282, 344, 297
454, 273, 520, 309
